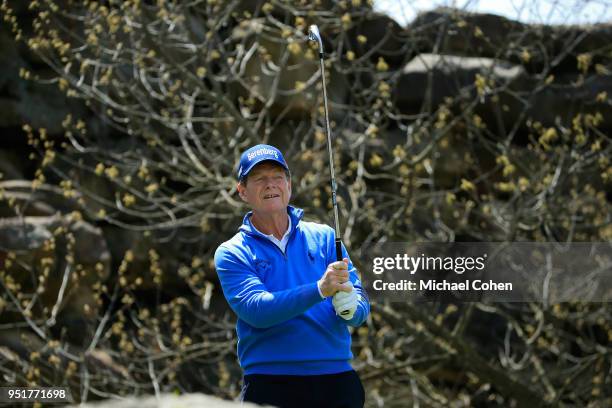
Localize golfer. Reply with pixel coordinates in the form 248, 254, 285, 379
214, 144, 370, 407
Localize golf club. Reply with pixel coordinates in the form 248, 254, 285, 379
308, 24, 351, 316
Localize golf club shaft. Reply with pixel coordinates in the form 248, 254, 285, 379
309, 25, 350, 316
318, 57, 343, 263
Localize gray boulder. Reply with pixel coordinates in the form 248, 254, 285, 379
66, 393, 269, 408
0, 215, 111, 344
394, 53, 612, 132
409, 8, 612, 75
394, 53, 527, 121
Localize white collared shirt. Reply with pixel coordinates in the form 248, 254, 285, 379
251, 215, 292, 253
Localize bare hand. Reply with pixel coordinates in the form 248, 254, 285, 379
318, 258, 351, 298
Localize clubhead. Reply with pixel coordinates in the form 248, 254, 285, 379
308, 24, 324, 53
308, 25, 320, 42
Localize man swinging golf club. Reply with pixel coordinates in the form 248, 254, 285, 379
215, 24, 369, 407
214, 144, 369, 407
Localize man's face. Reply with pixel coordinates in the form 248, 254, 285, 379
237, 162, 291, 214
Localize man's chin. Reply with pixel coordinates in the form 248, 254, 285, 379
258, 202, 286, 213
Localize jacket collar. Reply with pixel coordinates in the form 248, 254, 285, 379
239, 205, 304, 238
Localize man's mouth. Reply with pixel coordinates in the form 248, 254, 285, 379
263, 193, 280, 200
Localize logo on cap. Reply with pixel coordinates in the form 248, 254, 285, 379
238, 144, 288, 180
247, 148, 279, 161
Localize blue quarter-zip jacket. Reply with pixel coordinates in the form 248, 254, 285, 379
214, 206, 370, 375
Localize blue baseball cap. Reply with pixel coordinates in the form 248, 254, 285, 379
237, 144, 289, 180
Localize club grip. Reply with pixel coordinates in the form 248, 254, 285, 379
334, 238, 350, 316
335, 238, 342, 262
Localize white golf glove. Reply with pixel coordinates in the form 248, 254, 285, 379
332, 281, 357, 320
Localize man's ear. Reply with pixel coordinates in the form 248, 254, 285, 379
287, 177, 292, 198
237, 182, 248, 202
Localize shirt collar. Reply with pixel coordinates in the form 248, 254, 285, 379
248, 214, 291, 241
239, 205, 303, 236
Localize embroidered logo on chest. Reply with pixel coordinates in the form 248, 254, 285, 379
254, 259, 271, 274
308, 250, 315, 262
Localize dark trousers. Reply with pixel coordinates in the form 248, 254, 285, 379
240, 370, 365, 408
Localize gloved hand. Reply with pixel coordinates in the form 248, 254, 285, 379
333, 281, 357, 320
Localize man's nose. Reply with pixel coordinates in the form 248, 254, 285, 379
263, 177, 277, 186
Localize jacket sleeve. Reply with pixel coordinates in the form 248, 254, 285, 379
328, 233, 371, 327
214, 244, 324, 329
